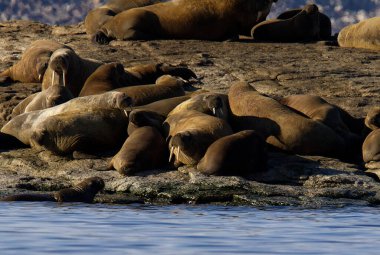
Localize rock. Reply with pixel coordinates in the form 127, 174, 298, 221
0, 20, 380, 206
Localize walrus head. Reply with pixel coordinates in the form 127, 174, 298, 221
36, 56, 50, 82
49, 48, 74, 87
128, 109, 165, 135
113, 92, 133, 110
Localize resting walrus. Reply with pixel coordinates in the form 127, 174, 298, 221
228, 81, 346, 158
93, 0, 277, 44
0, 40, 70, 83
338, 17, 380, 51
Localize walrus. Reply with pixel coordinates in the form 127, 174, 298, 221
85, 0, 162, 37
228, 81, 347, 158
42, 47, 103, 97
1, 91, 132, 145
251, 4, 322, 42
164, 110, 233, 166
338, 17, 380, 51
79, 62, 196, 97
363, 107, 380, 163
11, 85, 74, 118
29, 108, 129, 155
0, 132, 27, 150
0, 40, 70, 83
197, 130, 267, 176
114, 75, 186, 106
109, 126, 168, 175
1, 177, 105, 203
93, 0, 277, 44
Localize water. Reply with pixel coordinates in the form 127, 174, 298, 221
0, 203, 379, 254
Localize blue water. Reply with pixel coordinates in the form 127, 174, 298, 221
0, 203, 380, 255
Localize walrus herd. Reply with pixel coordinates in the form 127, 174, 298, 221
0, 0, 379, 203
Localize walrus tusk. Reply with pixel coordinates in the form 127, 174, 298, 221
212, 107, 216, 115
62, 71, 66, 87
176, 146, 180, 159
169, 146, 174, 162
124, 110, 128, 118
38, 74, 42, 81
51, 71, 55, 86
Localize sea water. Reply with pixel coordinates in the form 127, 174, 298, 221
0, 203, 379, 254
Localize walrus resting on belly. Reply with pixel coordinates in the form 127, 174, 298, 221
1, 177, 105, 203
0, 40, 70, 83
338, 17, 380, 51
228, 81, 347, 158
93, 0, 277, 44
197, 130, 267, 177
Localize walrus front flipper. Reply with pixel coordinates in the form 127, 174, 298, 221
54, 177, 105, 203
1, 194, 56, 202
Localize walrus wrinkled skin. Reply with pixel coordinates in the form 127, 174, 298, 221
79, 62, 196, 97
29, 109, 128, 155
85, 0, 162, 37
11, 85, 74, 118
197, 130, 267, 176
114, 75, 186, 106
251, 4, 322, 42
0, 40, 70, 83
1, 177, 105, 203
109, 126, 168, 175
338, 17, 380, 51
93, 0, 277, 44
228, 81, 346, 158
363, 107, 380, 163
42, 48, 103, 97
1, 91, 132, 146
164, 110, 233, 166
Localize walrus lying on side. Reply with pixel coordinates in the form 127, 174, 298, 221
93, 0, 277, 44
30, 108, 128, 155
197, 130, 267, 176
228, 81, 347, 158
0, 40, 70, 83
85, 0, 162, 37
338, 17, 380, 51
11, 85, 74, 118
1, 177, 104, 203
251, 4, 326, 42
1, 91, 132, 146
79, 62, 196, 96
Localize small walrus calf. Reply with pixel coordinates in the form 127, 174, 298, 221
93, 0, 277, 44
1, 177, 105, 203
197, 130, 267, 176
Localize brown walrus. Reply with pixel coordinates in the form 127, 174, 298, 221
42, 47, 103, 97
93, 0, 277, 44
0, 40, 70, 83
363, 107, 380, 163
1, 91, 132, 146
114, 75, 186, 106
11, 85, 74, 118
251, 4, 322, 42
1, 177, 105, 203
197, 130, 267, 176
85, 0, 162, 37
338, 17, 380, 51
79, 62, 196, 97
228, 81, 347, 158
29, 108, 129, 155
109, 126, 168, 175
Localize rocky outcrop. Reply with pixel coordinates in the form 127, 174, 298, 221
0, 20, 379, 206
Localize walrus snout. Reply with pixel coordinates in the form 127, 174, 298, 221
115, 93, 133, 109
304, 4, 319, 14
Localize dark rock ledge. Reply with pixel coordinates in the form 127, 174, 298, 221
0, 20, 379, 207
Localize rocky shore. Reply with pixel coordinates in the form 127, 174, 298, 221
0, 20, 379, 207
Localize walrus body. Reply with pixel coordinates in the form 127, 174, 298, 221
109, 126, 168, 175
197, 130, 267, 176
29, 109, 128, 155
12, 85, 74, 117
228, 82, 346, 157
338, 17, 380, 51
0, 40, 69, 83
165, 110, 233, 166
114, 75, 185, 106
1, 177, 105, 203
85, 0, 162, 37
1, 91, 132, 145
251, 4, 322, 42
42, 48, 103, 96
94, 0, 276, 43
